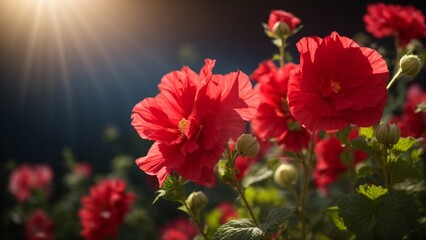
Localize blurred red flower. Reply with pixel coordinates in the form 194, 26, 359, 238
288, 31, 389, 132
160, 218, 198, 240
73, 163, 92, 178
364, 3, 426, 48
79, 179, 135, 240
313, 129, 367, 191
268, 10, 301, 33
391, 84, 426, 139
25, 209, 54, 240
8, 164, 53, 202
215, 202, 238, 224
131, 59, 259, 187
251, 60, 310, 152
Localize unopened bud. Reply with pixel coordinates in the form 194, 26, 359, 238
400, 54, 421, 77
236, 134, 259, 157
272, 22, 291, 38
186, 191, 207, 213
374, 122, 400, 146
274, 163, 297, 187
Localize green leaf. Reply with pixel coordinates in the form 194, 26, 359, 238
356, 164, 374, 178
335, 125, 353, 144
357, 184, 388, 200
259, 208, 293, 234
350, 138, 378, 157
387, 159, 423, 185
393, 137, 417, 152
359, 126, 374, 138
337, 194, 376, 240
337, 190, 419, 240
152, 175, 183, 204
373, 191, 419, 240
327, 206, 347, 231
242, 167, 273, 188
212, 219, 264, 240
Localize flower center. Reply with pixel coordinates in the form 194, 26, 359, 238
330, 80, 341, 93
178, 118, 189, 134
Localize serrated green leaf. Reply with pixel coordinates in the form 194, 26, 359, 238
359, 127, 374, 138
242, 168, 273, 187
373, 191, 419, 240
387, 159, 423, 185
327, 206, 347, 231
212, 218, 264, 240
337, 190, 419, 240
357, 184, 388, 200
337, 194, 376, 240
393, 137, 417, 152
259, 208, 293, 234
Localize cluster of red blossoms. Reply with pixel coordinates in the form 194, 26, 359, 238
364, 3, 426, 48
8, 164, 53, 202
79, 179, 135, 240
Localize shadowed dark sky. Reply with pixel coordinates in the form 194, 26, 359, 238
0, 0, 424, 167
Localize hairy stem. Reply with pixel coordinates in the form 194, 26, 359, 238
299, 132, 316, 240
228, 152, 259, 226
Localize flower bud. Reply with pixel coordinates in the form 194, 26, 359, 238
272, 21, 291, 38
400, 54, 421, 77
374, 122, 400, 146
274, 163, 297, 187
236, 134, 259, 157
185, 191, 207, 213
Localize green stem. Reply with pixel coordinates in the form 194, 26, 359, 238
176, 177, 208, 240
182, 199, 209, 240
278, 37, 287, 67
386, 68, 402, 90
228, 154, 259, 226
299, 132, 316, 240
381, 146, 390, 189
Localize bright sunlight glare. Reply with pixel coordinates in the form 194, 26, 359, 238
1, 0, 152, 120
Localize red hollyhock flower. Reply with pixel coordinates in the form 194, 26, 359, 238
251, 61, 311, 152
364, 3, 426, 48
8, 164, 53, 202
79, 179, 135, 240
313, 129, 367, 191
268, 10, 301, 34
288, 31, 389, 132
25, 209, 54, 240
160, 218, 198, 240
131, 59, 259, 187
391, 84, 426, 139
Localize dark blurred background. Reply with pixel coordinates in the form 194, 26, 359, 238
0, 0, 424, 172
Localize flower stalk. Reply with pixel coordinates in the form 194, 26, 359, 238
177, 179, 209, 240
227, 150, 259, 226
299, 132, 315, 240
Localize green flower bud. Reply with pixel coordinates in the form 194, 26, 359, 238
272, 21, 291, 38
374, 122, 400, 146
400, 54, 421, 77
274, 163, 297, 187
185, 191, 208, 213
236, 134, 259, 157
